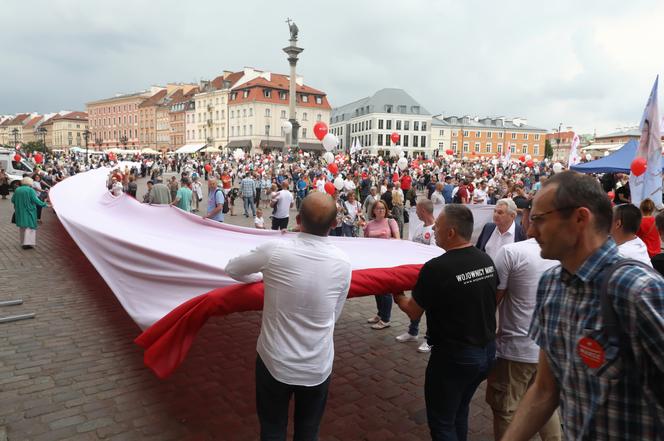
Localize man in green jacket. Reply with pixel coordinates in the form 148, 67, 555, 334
12, 177, 48, 249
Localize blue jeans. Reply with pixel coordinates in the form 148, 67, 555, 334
341, 223, 355, 237
408, 318, 420, 336
425, 341, 496, 441
374, 294, 392, 322
243, 196, 256, 217
255, 355, 330, 441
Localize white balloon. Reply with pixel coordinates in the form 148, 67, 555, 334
525, 166, 531, 173
233, 148, 245, 161
552, 162, 563, 173
525, 154, 532, 161
397, 157, 408, 171
491, 159, 498, 166
322, 133, 338, 151
585, 153, 592, 161
334, 176, 344, 190
282, 120, 293, 134
323, 152, 334, 164
393, 146, 403, 157
604, 151, 610, 157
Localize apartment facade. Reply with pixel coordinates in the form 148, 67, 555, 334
1, 114, 31, 146
225, 69, 331, 153
330, 88, 432, 157
87, 89, 159, 149
169, 88, 198, 150
40, 112, 89, 149
441, 116, 547, 160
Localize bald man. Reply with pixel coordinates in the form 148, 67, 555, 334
225, 192, 352, 440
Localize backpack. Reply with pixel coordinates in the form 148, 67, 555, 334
215, 189, 229, 214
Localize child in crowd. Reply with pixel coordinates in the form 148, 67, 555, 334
254, 208, 265, 229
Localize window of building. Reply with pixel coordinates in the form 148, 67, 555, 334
497, 144, 503, 153
452, 141, 458, 152
243, 109, 247, 117
523, 133, 529, 140
534, 144, 539, 155
522, 144, 528, 154
403, 135, 409, 147
398, 105, 406, 113
439, 129, 444, 136
411, 106, 420, 114
378, 119, 384, 130
316, 114, 322, 122
487, 131, 492, 138
385, 105, 393, 113
396, 120, 402, 130
265, 108, 271, 117
302, 128, 307, 138
303, 112, 308, 121
534, 134, 540, 141
422, 122, 427, 131
421, 136, 426, 148
474, 142, 480, 152
463, 142, 469, 152
279, 91, 287, 100
475, 131, 480, 137
263, 89, 272, 98
242, 125, 246, 136
243, 90, 249, 98
231, 92, 237, 100
485, 143, 492, 153
404, 120, 410, 130
413, 136, 419, 147
265, 125, 270, 136
386, 120, 392, 130
510, 144, 516, 153
378, 134, 384, 146
463, 130, 469, 137
301, 94, 309, 103
498, 132, 504, 138
315, 96, 322, 104
511, 133, 517, 139
229, 111, 233, 119
216, 128, 219, 137
414, 121, 420, 131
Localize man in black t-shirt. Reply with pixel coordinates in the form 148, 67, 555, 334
394, 204, 497, 441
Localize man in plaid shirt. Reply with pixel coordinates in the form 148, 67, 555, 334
503, 171, 664, 440
240, 173, 257, 218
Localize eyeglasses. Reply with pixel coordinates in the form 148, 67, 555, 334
529, 206, 580, 223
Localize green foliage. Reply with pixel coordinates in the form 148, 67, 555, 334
544, 139, 553, 158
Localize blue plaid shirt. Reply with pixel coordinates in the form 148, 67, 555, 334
530, 239, 664, 440
240, 177, 256, 197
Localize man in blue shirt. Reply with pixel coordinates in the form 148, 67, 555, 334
205, 176, 225, 222
442, 176, 455, 204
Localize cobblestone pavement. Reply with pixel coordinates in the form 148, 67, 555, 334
0, 174, 495, 440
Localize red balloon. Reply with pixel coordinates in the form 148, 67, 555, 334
13, 154, 21, 162
379, 160, 385, 166
313, 122, 329, 141
630, 157, 647, 176
518, 155, 526, 162
390, 132, 400, 144
445, 149, 454, 155
204, 164, 212, 173
525, 160, 534, 168
327, 163, 338, 175
607, 191, 615, 200
34, 153, 43, 164
324, 182, 336, 195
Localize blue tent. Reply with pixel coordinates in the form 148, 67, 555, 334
570, 139, 664, 174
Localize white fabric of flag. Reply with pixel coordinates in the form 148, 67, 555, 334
629, 76, 663, 209
568, 133, 580, 166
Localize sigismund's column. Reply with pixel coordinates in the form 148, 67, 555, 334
283, 19, 303, 155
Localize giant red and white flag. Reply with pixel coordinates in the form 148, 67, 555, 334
49, 165, 442, 378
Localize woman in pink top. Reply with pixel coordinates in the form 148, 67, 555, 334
362, 200, 400, 329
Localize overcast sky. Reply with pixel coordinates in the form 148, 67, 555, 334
2, 0, 663, 134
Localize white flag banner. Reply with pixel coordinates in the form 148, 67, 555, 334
568, 133, 581, 166
630, 76, 663, 209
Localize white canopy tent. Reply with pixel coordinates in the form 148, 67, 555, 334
175, 143, 206, 154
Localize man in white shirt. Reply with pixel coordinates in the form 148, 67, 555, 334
225, 192, 351, 441
395, 198, 443, 352
430, 182, 445, 206
486, 238, 562, 441
611, 203, 653, 266
476, 198, 527, 262
270, 180, 294, 230
473, 181, 488, 205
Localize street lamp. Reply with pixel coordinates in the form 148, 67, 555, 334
556, 123, 562, 160
83, 129, 91, 165
37, 127, 47, 152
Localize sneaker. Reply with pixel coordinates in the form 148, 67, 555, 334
396, 333, 418, 343
371, 320, 391, 330
417, 341, 432, 353
366, 315, 380, 324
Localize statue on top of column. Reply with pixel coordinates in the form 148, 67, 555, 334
286, 18, 298, 41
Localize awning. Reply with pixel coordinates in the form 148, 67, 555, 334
175, 143, 206, 154
201, 146, 221, 153
226, 140, 252, 149
259, 140, 285, 149
141, 148, 161, 154
298, 142, 324, 152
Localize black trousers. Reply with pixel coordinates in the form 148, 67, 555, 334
255, 355, 330, 441
271, 217, 289, 230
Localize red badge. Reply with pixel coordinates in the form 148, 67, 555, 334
424, 232, 431, 241
577, 337, 605, 369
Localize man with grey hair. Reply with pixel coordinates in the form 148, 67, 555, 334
148, 176, 172, 205
393, 204, 497, 440
476, 197, 527, 262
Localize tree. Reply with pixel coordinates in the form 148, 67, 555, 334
544, 139, 553, 159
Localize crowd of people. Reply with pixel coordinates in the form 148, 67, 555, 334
4, 147, 664, 440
